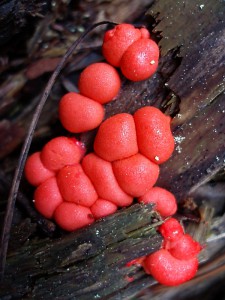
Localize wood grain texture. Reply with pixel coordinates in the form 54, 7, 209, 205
149, 0, 225, 200
0, 204, 162, 299
1, 0, 225, 298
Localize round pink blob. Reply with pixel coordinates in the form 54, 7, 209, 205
34, 177, 63, 219
91, 198, 117, 219
24, 151, 55, 186
54, 202, 94, 231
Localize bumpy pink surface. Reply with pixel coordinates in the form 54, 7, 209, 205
120, 38, 159, 81
59, 92, 104, 133
112, 153, 159, 197
138, 187, 177, 217
159, 218, 184, 242
24, 151, 55, 186
82, 153, 133, 207
57, 164, 98, 207
34, 177, 63, 219
78, 62, 121, 104
54, 202, 94, 231
139, 27, 150, 39
134, 106, 174, 164
167, 234, 202, 260
102, 24, 142, 67
41, 136, 84, 171
94, 113, 138, 162
91, 198, 117, 219
143, 249, 198, 286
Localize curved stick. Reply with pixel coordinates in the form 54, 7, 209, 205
0, 20, 117, 279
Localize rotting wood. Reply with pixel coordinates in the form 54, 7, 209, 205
0, 0, 225, 299
159, 92, 225, 200
0, 204, 162, 299
148, 0, 225, 200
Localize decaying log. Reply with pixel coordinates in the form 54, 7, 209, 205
0, 204, 162, 299
151, 0, 225, 200
80, 2, 225, 204
1, 0, 225, 299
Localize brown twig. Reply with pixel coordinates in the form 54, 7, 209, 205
0, 20, 117, 280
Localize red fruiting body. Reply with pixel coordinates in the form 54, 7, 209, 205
91, 198, 117, 219
159, 218, 184, 242
138, 187, 177, 217
24, 152, 55, 186
58, 92, 104, 133
139, 27, 150, 39
102, 24, 142, 67
134, 106, 174, 164
40, 136, 84, 171
57, 164, 98, 207
78, 62, 121, 104
94, 113, 138, 162
34, 177, 63, 219
120, 38, 159, 81
112, 153, 159, 197
143, 249, 198, 286
54, 202, 94, 231
82, 153, 133, 207
23, 22, 201, 286
167, 234, 202, 260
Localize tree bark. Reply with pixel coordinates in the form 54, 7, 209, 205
0, 0, 225, 299
0, 204, 162, 299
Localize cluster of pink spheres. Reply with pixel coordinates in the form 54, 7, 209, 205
132, 218, 201, 286
24, 24, 201, 286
